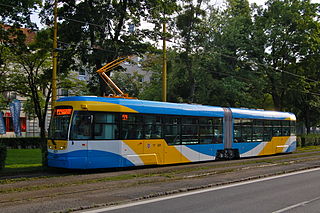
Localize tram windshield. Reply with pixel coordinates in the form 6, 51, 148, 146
48, 107, 73, 140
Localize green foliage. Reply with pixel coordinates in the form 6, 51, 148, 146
5, 28, 52, 140
23, 96, 44, 118
139, 54, 162, 101
141, 0, 267, 107
40, 0, 180, 96
297, 134, 320, 147
1, 0, 320, 136
252, 0, 320, 132
112, 71, 144, 98
0, 94, 8, 111
0, 143, 7, 170
58, 72, 90, 96
0, 0, 41, 27
0, 1, 42, 85
0, 46, 11, 93
141, 0, 320, 135
170, 1, 208, 103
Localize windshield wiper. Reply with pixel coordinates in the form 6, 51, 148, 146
51, 137, 57, 146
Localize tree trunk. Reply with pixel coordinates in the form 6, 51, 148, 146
271, 86, 282, 111
39, 116, 48, 167
305, 110, 311, 135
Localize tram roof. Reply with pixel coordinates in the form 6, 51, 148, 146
57, 96, 296, 120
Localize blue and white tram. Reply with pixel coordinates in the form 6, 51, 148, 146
48, 96, 296, 169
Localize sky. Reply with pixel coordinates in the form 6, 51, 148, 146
249, 0, 267, 4
250, 0, 320, 4
213, 0, 268, 6
250, 0, 266, 4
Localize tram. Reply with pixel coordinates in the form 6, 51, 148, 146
48, 96, 296, 169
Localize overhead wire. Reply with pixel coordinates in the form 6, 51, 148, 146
194, 47, 319, 83
0, 3, 16, 8
63, 17, 104, 29
209, 69, 320, 97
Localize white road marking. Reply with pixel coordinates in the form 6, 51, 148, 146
80, 167, 320, 213
272, 196, 320, 213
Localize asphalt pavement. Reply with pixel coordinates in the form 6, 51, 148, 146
81, 168, 320, 213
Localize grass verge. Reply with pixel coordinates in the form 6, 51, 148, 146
5, 149, 42, 166
1, 149, 42, 174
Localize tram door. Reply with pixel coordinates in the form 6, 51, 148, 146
69, 112, 92, 168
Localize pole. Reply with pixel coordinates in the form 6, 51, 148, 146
162, 22, 167, 102
52, 0, 58, 109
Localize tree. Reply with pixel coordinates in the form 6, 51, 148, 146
0, 0, 41, 93
112, 71, 144, 98
0, 46, 11, 94
142, 0, 266, 107
253, 0, 320, 132
192, 0, 266, 108
140, 52, 168, 101
4, 28, 87, 164
40, 0, 179, 96
168, 0, 208, 103
0, 0, 40, 28
7, 30, 52, 139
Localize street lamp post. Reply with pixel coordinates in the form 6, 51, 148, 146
52, 0, 58, 109
162, 21, 167, 102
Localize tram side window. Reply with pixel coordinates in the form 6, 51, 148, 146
199, 118, 214, 144
164, 116, 181, 145
253, 120, 263, 142
234, 119, 295, 143
181, 117, 199, 144
234, 119, 271, 143
282, 121, 290, 136
145, 115, 162, 139
241, 119, 253, 142
272, 120, 282, 136
213, 118, 223, 144
93, 113, 119, 140
234, 119, 243, 143
263, 120, 272, 142
121, 114, 144, 139
70, 112, 92, 140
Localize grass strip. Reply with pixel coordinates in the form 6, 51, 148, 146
5, 149, 41, 165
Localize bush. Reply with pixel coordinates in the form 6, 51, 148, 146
297, 134, 320, 147
0, 137, 42, 149
0, 144, 7, 170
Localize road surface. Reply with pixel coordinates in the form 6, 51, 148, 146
82, 168, 320, 213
